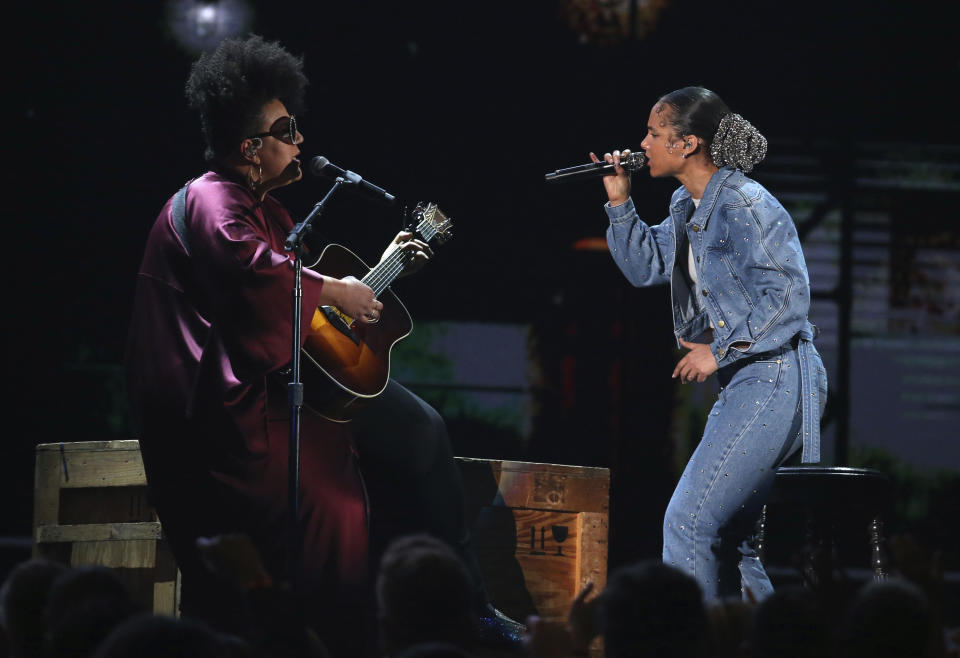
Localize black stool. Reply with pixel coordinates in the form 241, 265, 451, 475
755, 466, 892, 589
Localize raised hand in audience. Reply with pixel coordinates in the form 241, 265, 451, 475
524, 581, 600, 658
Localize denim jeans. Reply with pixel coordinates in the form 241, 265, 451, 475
663, 342, 827, 603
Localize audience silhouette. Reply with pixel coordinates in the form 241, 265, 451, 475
375, 533, 479, 656
2, 533, 956, 658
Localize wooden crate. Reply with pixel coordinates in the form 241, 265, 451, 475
456, 458, 610, 623
33, 440, 180, 615
32, 443, 607, 627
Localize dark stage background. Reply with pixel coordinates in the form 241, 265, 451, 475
6, 0, 960, 607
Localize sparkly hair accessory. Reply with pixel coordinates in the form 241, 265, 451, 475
710, 113, 767, 173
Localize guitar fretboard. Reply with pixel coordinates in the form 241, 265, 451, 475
361, 215, 441, 296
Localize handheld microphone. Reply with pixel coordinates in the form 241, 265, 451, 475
544, 151, 646, 183
309, 156, 396, 205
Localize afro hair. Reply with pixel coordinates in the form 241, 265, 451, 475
185, 34, 307, 163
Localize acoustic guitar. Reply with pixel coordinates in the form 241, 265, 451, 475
299, 202, 453, 422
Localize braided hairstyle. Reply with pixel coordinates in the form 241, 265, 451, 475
184, 35, 308, 163
657, 87, 767, 173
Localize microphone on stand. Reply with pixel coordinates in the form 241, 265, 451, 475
544, 151, 646, 183
309, 156, 396, 205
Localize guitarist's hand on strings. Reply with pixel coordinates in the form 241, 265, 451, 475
380, 231, 433, 278
323, 275, 383, 323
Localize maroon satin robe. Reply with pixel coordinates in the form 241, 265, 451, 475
125, 171, 368, 604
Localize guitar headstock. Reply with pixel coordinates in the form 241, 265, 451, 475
410, 201, 453, 245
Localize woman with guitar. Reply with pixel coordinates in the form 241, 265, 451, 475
592, 87, 828, 604
125, 35, 520, 656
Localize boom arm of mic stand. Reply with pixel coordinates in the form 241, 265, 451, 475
285, 177, 352, 251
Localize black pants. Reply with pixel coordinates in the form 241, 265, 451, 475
350, 379, 489, 608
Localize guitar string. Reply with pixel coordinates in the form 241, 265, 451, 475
318, 217, 436, 319
361, 204, 447, 293
361, 228, 418, 292
362, 218, 440, 295
367, 223, 437, 296
365, 226, 434, 296
362, 220, 429, 294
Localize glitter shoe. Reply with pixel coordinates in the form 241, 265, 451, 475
476, 603, 526, 650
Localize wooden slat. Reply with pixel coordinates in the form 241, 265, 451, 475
576, 512, 608, 593
71, 539, 157, 569
35, 522, 162, 543
457, 457, 609, 480
59, 486, 155, 525
67, 452, 145, 489
456, 458, 610, 513
35, 441, 147, 489
35, 442, 150, 533
33, 450, 62, 529
153, 580, 178, 615
36, 440, 143, 453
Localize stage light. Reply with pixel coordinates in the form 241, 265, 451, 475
558, 0, 670, 46
166, 0, 253, 54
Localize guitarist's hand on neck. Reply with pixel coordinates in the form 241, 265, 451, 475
380, 231, 434, 278
319, 275, 383, 323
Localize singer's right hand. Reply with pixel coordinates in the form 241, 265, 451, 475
589, 149, 632, 207
322, 275, 382, 323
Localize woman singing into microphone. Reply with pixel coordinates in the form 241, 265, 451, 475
591, 86, 827, 602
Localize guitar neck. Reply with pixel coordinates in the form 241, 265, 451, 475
361, 217, 438, 296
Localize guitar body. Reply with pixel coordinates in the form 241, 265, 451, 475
301, 244, 413, 422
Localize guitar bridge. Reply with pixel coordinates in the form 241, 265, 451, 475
320, 306, 361, 346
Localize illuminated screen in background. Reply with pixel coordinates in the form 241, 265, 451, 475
771, 146, 960, 471
390, 321, 533, 450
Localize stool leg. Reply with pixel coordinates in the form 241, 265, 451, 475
802, 511, 818, 589
803, 511, 836, 591
869, 515, 887, 581
754, 504, 767, 564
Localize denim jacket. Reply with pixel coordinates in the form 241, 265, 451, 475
605, 166, 823, 462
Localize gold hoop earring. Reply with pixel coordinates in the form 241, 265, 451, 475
248, 163, 262, 189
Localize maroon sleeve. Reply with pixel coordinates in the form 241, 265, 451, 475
185, 178, 326, 381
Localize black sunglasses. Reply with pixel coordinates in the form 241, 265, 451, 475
248, 115, 300, 145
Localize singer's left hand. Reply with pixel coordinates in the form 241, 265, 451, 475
380, 231, 433, 277
672, 339, 719, 383
590, 149, 632, 206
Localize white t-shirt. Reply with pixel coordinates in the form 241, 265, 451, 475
688, 198, 713, 329
688, 198, 701, 287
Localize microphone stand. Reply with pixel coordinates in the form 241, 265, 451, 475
282, 177, 350, 589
